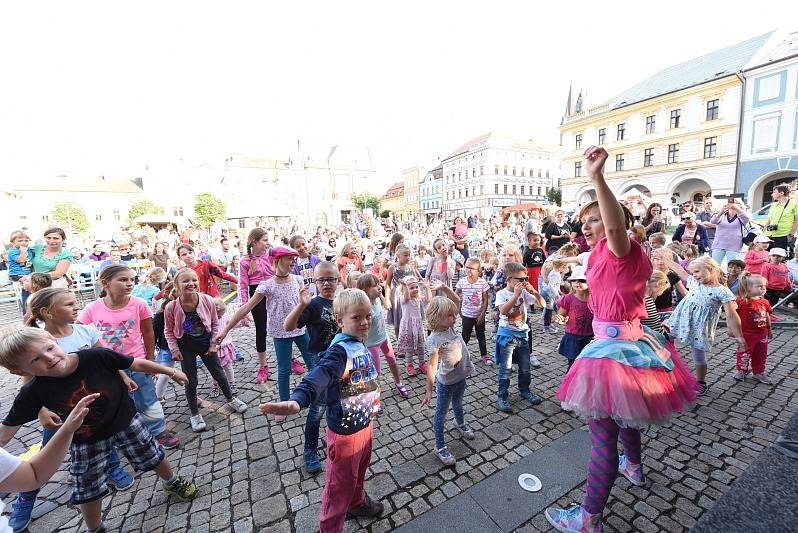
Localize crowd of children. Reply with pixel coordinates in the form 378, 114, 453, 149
0, 154, 793, 533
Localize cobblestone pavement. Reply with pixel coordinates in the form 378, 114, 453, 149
1, 300, 796, 533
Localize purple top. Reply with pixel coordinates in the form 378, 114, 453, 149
709, 211, 750, 251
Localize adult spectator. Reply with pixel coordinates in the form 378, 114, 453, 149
680, 200, 696, 215
99, 248, 128, 271
148, 242, 171, 272
633, 200, 646, 222
29, 227, 72, 289
69, 247, 89, 264
524, 210, 542, 236
0, 250, 8, 271
130, 242, 148, 260
449, 216, 470, 260
214, 237, 239, 274
709, 198, 750, 264
641, 203, 666, 237
696, 198, 717, 248
672, 212, 709, 254
765, 184, 798, 257
118, 242, 134, 262
467, 214, 478, 229
544, 209, 572, 255
88, 243, 109, 262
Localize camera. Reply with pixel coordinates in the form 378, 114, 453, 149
767, 225, 778, 231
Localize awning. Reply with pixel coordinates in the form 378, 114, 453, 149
500, 202, 546, 213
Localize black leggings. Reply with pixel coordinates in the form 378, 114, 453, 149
543, 308, 553, 326
461, 315, 487, 356
249, 285, 269, 352
178, 347, 233, 414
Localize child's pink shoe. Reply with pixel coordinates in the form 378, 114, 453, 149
256, 366, 269, 384
419, 362, 429, 375
406, 363, 417, 377
291, 358, 306, 375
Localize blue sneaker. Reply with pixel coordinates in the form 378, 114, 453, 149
107, 465, 135, 491
235, 349, 244, 362
545, 504, 604, 533
496, 398, 513, 413
9, 495, 35, 532
520, 390, 543, 405
304, 449, 322, 474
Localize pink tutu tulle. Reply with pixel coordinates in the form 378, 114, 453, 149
218, 343, 236, 367
557, 342, 697, 428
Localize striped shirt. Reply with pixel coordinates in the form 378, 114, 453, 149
641, 296, 665, 333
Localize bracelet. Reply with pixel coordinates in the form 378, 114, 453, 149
170, 367, 177, 379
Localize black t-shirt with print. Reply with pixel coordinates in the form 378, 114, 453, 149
2, 348, 135, 444
522, 247, 546, 268
298, 296, 339, 354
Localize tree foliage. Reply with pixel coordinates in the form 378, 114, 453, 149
547, 187, 562, 206
51, 202, 89, 233
194, 192, 226, 227
128, 199, 164, 224
351, 193, 381, 212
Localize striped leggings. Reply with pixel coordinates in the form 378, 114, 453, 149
583, 418, 642, 515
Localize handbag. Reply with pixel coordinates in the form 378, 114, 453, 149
740, 218, 758, 246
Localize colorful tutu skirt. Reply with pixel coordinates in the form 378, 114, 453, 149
557, 328, 697, 428
218, 343, 236, 367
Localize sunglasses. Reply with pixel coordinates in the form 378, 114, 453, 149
511, 276, 529, 282
316, 277, 339, 284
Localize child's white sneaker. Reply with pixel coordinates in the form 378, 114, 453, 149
732, 370, 745, 381
190, 414, 206, 432
752, 373, 772, 385
228, 397, 248, 413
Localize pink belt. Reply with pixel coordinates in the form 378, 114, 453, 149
592, 319, 643, 341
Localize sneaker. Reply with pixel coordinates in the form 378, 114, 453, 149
291, 358, 306, 375
256, 366, 269, 384
529, 355, 542, 368
618, 454, 645, 486
496, 398, 513, 413
107, 465, 135, 491
304, 449, 322, 474
752, 373, 773, 385
458, 425, 475, 440
406, 363, 417, 377
436, 447, 456, 466
544, 504, 604, 533
155, 430, 180, 449
543, 325, 558, 334
696, 382, 709, 396
162, 476, 199, 502
190, 414, 207, 432
419, 361, 429, 375
346, 494, 384, 519
9, 495, 35, 532
482, 355, 492, 365
732, 370, 745, 381
395, 382, 409, 399
520, 390, 543, 405
228, 397, 248, 414
235, 349, 244, 361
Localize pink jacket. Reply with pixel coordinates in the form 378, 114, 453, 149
164, 293, 219, 353
238, 252, 274, 305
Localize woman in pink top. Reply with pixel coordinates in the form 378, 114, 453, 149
238, 228, 273, 383
545, 147, 698, 533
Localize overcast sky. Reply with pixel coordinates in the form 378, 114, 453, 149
0, 1, 790, 192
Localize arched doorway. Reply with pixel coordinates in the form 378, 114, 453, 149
576, 187, 596, 204
747, 170, 798, 209
669, 176, 712, 208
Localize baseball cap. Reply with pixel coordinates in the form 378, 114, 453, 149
753, 235, 772, 243
769, 247, 787, 257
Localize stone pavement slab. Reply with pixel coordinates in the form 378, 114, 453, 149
394, 493, 503, 533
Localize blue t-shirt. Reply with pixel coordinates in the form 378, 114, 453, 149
56, 324, 101, 352
297, 296, 339, 354
366, 299, 388, 347
132, 284, 159, 306
6, 247, 33, 277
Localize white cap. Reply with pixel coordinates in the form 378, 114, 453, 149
753, 235, 772, 243
769, 247, 787, 257
569, 265, 588, 282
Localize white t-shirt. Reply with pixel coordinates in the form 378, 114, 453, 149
494, 287, 537, 332
0, 448, 22, 533
57, 324, 101, 352
455, 278, 490, 318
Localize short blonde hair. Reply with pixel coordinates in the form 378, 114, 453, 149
648, 270, 668, 286
425, 296, 459, 330
689, 256, 726, 285
501, 244, 522, 264
9, 230, 30, 243
0, 327, 54, 370
213, 297, 226, 314
333, 288, 371, 316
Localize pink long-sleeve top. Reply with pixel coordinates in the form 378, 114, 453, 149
238, 252, 274, 305
163, 293, 219, 353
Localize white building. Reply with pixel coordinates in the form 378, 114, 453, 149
441, 132, 560, 219
738, 30, 798, 209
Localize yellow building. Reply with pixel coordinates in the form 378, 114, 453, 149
402, 166, 422, 219
380, 181, 405, 218
560, 32, 774, 211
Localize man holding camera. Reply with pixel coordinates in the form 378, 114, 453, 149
765, 184, 798, 258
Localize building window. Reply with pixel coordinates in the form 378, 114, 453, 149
520, 185, 525, 195
754, 71, 787, 106
644, 148, 654, 167
173, 207, 184, 216
494, 164, 499, 174
42, 215, 49, 222
575, 134, 582, 150
520, 166, 525, 176
495, 184, 499, 194
668, 143, 679, 164
512, 166, 517, 176
480, 185, 484, 195
615, 154, 625, 172
617, 123, 625, 141
706, 99, 719, 121
538, 186, 543, 196
511, 184, 516, 195
752, 113, 781, 153
704, 137, 717, 158
472, 168, 476, 178
95, 214, 103, 222
458, 172, 461, 181
503, 184, 508, 195
546, 170, 550, 178
113, 209, 121, 221
529, 168, 534, 177
670, 109, 681, 129
575, 162, 582, 177
598, 128, 606, 145
645, 115, 656, 134
238, 219, 246, 229
465, 188, 468, 197
503, 165, 508, 175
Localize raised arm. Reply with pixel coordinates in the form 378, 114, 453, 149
214, 292, 263, 345
584, 146, 630, 257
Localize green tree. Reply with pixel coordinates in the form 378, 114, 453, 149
379, 210, 390, 219
194, 192, 226, 227
51, 202, 89, 233
351, 193, 381, 212
128, 198, 164, 225
547, 187, 562, 206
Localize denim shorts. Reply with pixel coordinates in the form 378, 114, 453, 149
155, 347, 173, 364
68, 415, 164, 504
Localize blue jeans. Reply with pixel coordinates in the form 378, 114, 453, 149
710, 248, 740, 265
274, 332, 312, 401
495, 334, 532, 398
434, 379, 467, 449
126, 370, 165, 437
303, 351, 327, 453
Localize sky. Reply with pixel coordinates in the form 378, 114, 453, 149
0, 1, 791, 193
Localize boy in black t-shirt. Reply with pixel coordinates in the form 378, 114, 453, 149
283, 262, 341, 474
0, 327, 199, 533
